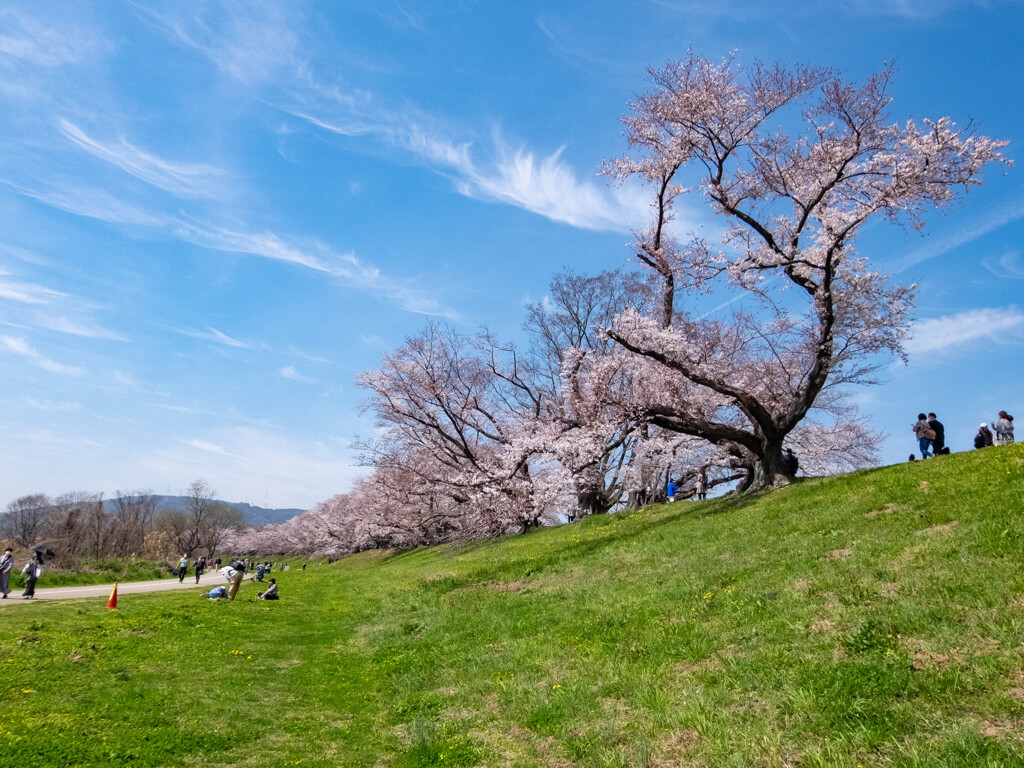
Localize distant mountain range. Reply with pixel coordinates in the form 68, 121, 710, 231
104, 495, 305, 527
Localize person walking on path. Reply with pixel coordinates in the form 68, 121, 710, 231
0, 547, 13, 599
927, 413, 946, 455
21, 553, 42, 599
194, 557, 206, 584
177, 555, 189, 584
695, 470, 708, 501
994, 411, 1015, 445
913, 413, 934, 459
975, 423, 995, 449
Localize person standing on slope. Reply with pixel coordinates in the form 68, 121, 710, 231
784, 448, 800, 477
912, 413, 934, 459
927, 413, 946, 455
695, 469, 708, 501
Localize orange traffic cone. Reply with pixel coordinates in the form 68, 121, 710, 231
106, 582, 118, 610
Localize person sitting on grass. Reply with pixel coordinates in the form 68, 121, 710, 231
258, 579, 279, 600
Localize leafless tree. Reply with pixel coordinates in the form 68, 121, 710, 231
1, 494, 52, 548
109, 490, 158, 556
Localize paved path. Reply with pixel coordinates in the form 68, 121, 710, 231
0, 571, 244, 607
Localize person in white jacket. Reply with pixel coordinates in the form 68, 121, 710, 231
220, 562, 244, 601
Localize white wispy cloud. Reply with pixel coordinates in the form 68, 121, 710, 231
0, 270, 67, 304
650, 0, 985, 21
135, 1, 300, 86
278, 365, 310, 382
906, 307, 1024, 356
37, 315, 127, 341
297, 108, 649, 231
25, 397, 80, 412
4, 180, 169, 226
58, 119, 231, 200
4, 178, 452, 318
183, 438, 241, 458
139, 427, 365, 508
175, 221, 457, 317
177, 327, 251, 349
983, 249, 1024, 280
0, 7, 108, 67
892, 193, 1024, 274
0, 269, 126, 341
456, 143, 650, 231
138, 3, 652, 232
0, 334, 84, 375
288, 347, 338, 366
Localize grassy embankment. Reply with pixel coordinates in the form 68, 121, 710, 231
2, 445, 1024, 768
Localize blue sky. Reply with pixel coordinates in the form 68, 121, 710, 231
1, 1, 1022, 509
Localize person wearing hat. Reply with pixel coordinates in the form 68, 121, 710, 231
975, 423, 994, 449
0, 547, 13, 598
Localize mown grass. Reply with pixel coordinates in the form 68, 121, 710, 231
3, 445, 1024, 767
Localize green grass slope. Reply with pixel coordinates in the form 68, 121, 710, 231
3, 445, 1024, 768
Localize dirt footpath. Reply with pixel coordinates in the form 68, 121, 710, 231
0, 571, 235, 607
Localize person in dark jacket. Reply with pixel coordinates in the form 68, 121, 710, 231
975, 423, 994, 449
927, 413, 946, 455
21, 553, 42, 599
784, 448, 800, 476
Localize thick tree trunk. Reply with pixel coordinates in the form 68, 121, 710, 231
577, 489, 613, 517
747, 444, 792, 491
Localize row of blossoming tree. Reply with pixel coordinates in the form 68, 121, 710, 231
230, 52, 1007, 558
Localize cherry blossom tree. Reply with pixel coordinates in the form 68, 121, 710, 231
603, 52, 1009, 489
356, 323, 549, 537
524, 270, 655, 517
